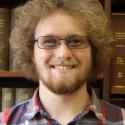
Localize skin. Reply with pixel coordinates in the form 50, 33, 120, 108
33, 10, 92, 124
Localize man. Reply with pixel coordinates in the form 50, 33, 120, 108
0, 0, 125, 124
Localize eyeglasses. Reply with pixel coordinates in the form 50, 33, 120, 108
34, 35, 89, 49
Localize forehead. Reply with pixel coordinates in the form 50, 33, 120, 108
34, 11, 87, 38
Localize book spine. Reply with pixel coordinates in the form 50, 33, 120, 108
0, 8, 11, 70
112, 13, 125, 35
15, 88, 35, 105
9, 8, 20, 71
2, 88, 15, 111
111, 13, 125, 87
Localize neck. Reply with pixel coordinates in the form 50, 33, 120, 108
39, 82, 90, 125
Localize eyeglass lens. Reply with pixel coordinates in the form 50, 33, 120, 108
36, 35, 89, 49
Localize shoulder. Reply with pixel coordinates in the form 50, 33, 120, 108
100, 99, 124, 111
0, 99, 30, 124
99, 99, 125, 123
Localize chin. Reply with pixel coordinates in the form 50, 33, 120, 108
44, 78, 85, 95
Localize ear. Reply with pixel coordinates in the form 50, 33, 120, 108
30, 49, 35, 63
31, 54, 35, 63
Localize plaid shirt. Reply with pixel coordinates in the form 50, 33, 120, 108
0, 88, 125, 125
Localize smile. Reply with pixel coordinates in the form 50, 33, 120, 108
51, 65, 76, 70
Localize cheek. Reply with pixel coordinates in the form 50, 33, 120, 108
74, 49, 92, 66
34, 46, 52, 65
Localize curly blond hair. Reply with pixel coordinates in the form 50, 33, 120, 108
10, 0, 114, 81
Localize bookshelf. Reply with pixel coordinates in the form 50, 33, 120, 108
0, 71, 24, 77
0, 71, 38, 88
103, 0, 125, 107
0, 0, 125, 109
0, 71, 37, 111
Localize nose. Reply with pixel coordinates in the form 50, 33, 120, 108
54, 41, 73, 59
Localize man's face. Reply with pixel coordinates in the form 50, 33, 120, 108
34, 11, 92, 95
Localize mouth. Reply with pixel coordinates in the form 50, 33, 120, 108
50, 65, 76, 70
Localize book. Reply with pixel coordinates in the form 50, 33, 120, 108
111, 13, 125, 38
110, 40, 125, 87
9, 7, 21, 71
0, 7, 11, 70
15, 88, 35, 105
110, 13, 125, 87
2, 88, 15, 111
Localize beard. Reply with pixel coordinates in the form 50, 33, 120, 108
39, 73, 87, 95
36, 64, 91, 95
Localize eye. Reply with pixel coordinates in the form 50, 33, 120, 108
67, 36, 83, 47
42, 37, 58, 48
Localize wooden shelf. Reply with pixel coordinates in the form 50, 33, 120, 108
111, 86, 125, 94
0, 71, 25, 78
0, 71, 38, 88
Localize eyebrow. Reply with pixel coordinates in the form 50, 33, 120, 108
36, 33, 87, 39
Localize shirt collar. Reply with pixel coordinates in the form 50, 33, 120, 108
23, 87, 105, 122
23, 88, 49, 120
86, 88, 106, 122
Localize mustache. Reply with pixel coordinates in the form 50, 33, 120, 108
49, 58, 79, 66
